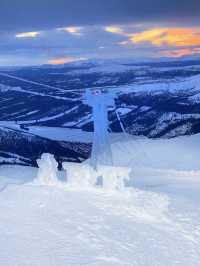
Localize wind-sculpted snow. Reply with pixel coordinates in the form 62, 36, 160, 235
36, 153, 59, 185
0, 128, 200, 265
0, 163, 200, 266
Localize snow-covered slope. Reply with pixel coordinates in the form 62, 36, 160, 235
1, 60, 200, 141
0, 133, 200, 266
1, 118, 200, 167
1, 59, 200, 165
0, 125, 91, 166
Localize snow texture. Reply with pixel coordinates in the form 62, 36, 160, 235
36, 153, 58, 185
63, 162, 131, 191
0, 133, 200, 266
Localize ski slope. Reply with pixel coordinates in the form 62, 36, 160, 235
0, 133, 200, 266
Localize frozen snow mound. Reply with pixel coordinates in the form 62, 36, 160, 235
36, 153, 59, 185
35, 153, 132, 192
63, 162, 96, 188
63, 162, 132, 191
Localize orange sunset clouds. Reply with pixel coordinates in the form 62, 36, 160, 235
131, 27, 200, 47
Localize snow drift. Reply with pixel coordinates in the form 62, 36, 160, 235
0, 133, 200, 266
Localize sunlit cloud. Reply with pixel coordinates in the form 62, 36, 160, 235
48, 56, 86, 65
16, 31, 40, 38
57, 26, 83, 36
118, 40, 129, 45
130, 27, 200, 47
104, 26, 124, 35
161, 48, 200, 58
7, 24, 200, 65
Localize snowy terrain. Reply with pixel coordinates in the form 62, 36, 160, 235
1, 59, 200, 166
0, 133, 200, 266
0, 59, 200, 265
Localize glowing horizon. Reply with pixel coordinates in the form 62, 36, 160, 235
47, 56, 86, 65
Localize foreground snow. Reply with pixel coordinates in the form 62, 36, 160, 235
0, 134, 200, 265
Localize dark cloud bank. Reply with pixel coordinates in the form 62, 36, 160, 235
0, 0, 199, 32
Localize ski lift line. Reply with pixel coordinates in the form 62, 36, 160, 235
114, 109, 150, 163
0, 72, 82, 93
115, 109, 126, 134
0, 72, 67, 92
0, 72, 121, 94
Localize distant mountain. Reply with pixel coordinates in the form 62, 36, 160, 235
0, 126, 91, 167
0, 58, 200, 165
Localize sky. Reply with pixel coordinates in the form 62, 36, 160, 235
0, 0, 200, 66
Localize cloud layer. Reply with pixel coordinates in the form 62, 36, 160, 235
0, 0, 200, 65
132, 28, 200, 47
0, 0, 200, 32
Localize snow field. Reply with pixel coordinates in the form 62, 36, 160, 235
0, 132, 200, 265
